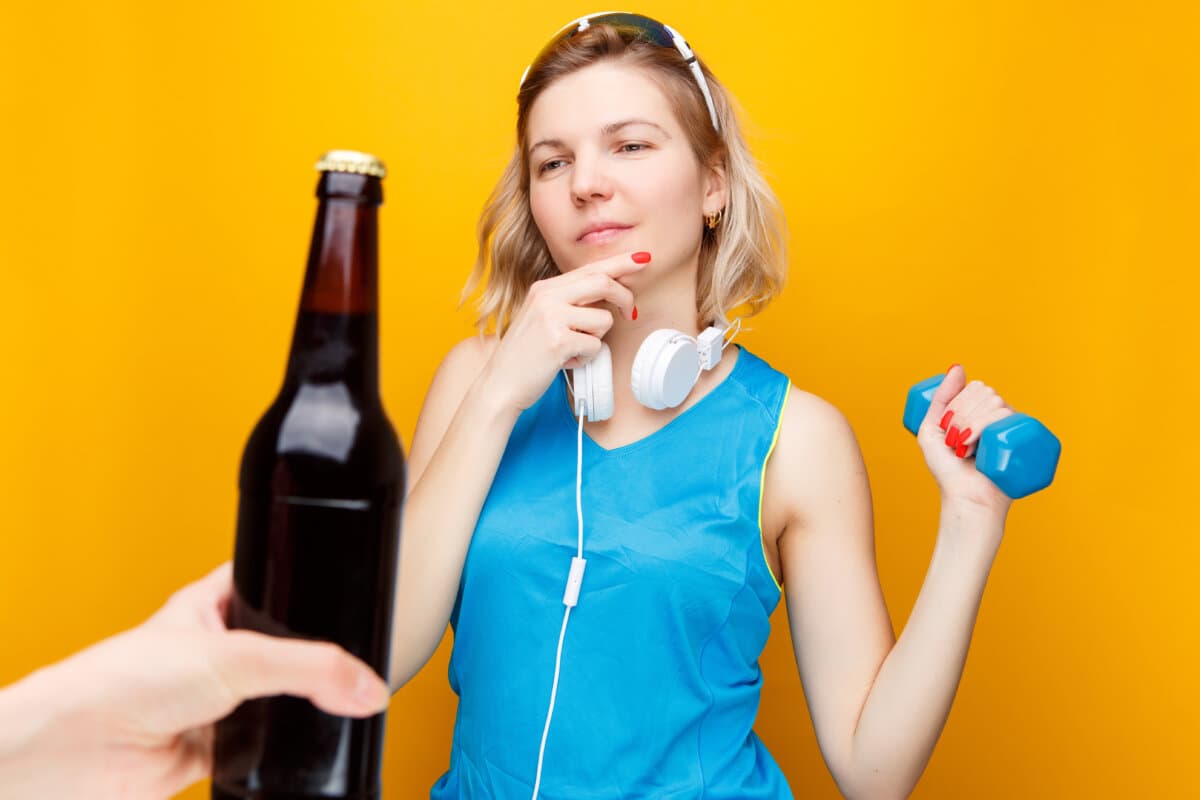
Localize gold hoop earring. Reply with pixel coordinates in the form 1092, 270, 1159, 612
704, 208, 724, 230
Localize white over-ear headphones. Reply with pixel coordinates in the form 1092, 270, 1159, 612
566, 316, 742, 421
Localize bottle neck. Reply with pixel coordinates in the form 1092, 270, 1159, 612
283, 173, 382, 396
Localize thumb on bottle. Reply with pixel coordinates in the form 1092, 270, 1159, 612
216, 631, 391, 717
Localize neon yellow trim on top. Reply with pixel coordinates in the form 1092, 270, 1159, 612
758, 383, 791, 594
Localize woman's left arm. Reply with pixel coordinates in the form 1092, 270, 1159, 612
772, 365, 1014, 799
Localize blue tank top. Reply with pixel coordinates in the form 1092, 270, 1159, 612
430, 343, 794, 799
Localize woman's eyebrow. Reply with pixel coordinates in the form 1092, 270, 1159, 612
528, 118, 671, 157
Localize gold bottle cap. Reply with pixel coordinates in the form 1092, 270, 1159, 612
314, 149, 387, 178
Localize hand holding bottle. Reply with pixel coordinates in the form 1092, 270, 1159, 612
480, 250, 649, 414
0, 562, 390, 800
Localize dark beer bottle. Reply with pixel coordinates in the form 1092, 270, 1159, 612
211, 150, 404, 800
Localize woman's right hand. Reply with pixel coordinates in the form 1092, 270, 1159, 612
480, 250, 649, 414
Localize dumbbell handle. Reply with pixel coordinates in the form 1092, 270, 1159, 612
904, 375, 1061, 499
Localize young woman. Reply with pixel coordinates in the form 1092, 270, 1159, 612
389, 12, 1017, 800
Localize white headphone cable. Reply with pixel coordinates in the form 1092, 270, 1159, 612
531, 396, 587, 800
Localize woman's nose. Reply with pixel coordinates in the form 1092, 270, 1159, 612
570, 155, 613, 203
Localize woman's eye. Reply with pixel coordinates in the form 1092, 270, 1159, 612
537, 144, 647, 174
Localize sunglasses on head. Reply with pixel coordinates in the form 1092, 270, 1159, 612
519, 11, 720, 132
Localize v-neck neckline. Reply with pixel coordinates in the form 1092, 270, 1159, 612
554, 344, 747, 456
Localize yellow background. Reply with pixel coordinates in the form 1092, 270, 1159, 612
2, 1, 1196, 797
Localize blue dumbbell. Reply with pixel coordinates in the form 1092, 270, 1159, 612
903, 375, 1061, 499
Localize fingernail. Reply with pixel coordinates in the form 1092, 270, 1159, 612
947, 363, 959, 374
956, 429, 972, 457
632, 305, 638, 321
632, 251, 652, 264
945, 425, 959, 447
939, 410, 954, 431
355, 671, 389, 711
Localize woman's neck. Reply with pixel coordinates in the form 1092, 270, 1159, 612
580, 256, 735, 441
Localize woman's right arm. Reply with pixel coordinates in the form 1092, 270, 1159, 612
386, 334, 515, 690
386, 250, 648, 690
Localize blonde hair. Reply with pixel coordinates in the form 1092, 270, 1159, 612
459, 23, 788, 338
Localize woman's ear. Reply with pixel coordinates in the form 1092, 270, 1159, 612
703, 158, 728, 215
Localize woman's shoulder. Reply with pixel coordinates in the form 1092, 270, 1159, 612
406, 333, 502, 487
448, 331, 500, 363
781, 383, 847, 429
423, 333, 502, 391
764, 350, 856, 455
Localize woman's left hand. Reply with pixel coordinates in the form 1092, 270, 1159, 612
916, 364, 1016, 520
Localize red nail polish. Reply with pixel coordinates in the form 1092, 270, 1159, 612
939, 410, 954, 431
946, 426, 959, 447
632, 305, 638, 321
956, 428, 972, 454
632, 251, 652, 264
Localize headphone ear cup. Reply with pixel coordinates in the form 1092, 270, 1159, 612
631, 329, 674, 410
572, 342, 614, 421
631, 329, 699, 410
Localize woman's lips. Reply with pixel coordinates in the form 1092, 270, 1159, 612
578, 225, 633, 245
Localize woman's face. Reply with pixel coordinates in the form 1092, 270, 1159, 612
525, 61, 724, 274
